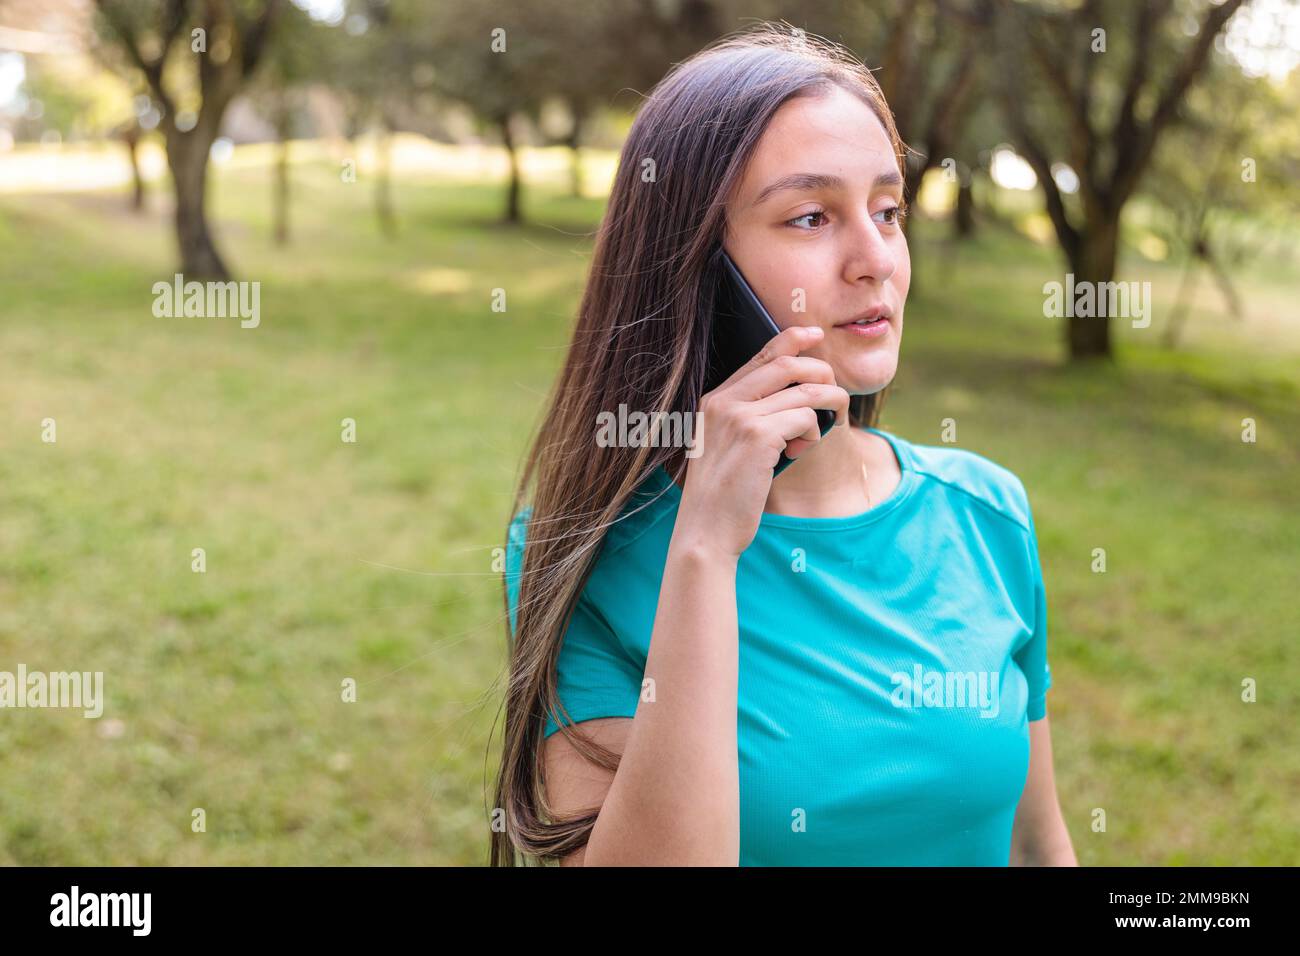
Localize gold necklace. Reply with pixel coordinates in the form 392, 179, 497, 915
860, 455, 872, 509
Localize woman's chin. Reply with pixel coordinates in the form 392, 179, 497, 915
838, 358, 898, 396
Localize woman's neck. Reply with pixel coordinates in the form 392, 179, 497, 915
762, 423, 901, 519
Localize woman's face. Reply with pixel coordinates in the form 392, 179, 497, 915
723, 84, 909, 397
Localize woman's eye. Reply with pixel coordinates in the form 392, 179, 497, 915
874, 205, 905, 226
786, 210, 826, 230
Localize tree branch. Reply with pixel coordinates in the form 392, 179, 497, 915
878, 0, 921, 141
240, 0, 283, 79
1023, 12, 1089, 142
158, 0, 189, 63
1113, 0, 1173, 184
916, 26, 981, 182
1075, 0, 1100, 128
1014, 116, 1080, 262
995, 33, 1080, 263
93, 0, 186, 117
1114, 0, 1249, 206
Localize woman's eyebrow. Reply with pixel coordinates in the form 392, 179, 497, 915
750, 170, 903, 208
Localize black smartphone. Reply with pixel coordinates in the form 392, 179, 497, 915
705, 249, 837, 476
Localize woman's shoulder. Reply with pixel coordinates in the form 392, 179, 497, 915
895, 432, 1032, 534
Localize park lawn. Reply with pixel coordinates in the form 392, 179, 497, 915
0, 142, 1296, 865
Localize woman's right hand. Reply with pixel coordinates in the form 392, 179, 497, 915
674, 325, 850, 560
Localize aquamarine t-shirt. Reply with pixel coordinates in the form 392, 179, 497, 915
505, 426, 1052, 866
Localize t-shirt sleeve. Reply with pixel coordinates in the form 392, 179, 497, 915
504, 509, 530, 641
505, 509, 645, 737
1013, 492, 1053, 721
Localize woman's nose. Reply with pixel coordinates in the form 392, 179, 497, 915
841, 211, 897, 285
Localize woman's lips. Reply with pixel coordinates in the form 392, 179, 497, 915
834, 316, 890, 338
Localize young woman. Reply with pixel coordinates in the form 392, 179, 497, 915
494, 23, 1075, 867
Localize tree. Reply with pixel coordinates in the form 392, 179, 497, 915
426, 0, 722, 224
114, 116, 149, 211
94, 0, 283, 279
248, 1, 319, 245
541, 0, 725, 200
995, 0, 1249, 360
789, 0, 993, 282
321, 0, 423, 238
867, 0, 990, 215
1144, 60, 1300, 348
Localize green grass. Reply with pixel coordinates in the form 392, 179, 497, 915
0, 143, 1297, 865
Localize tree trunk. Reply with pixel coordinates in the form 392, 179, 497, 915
1066, 220, 1118, 360
166, 128, 230, 281
1200, 236, 1243, 321
273, 104, 291, 246
374, 126, 396, 239
903, 153, 927, 221
567, 111, 584, 199
499, 114, 521, 224
122, 126, 145, 212
1162, 248, 1199, 349
954, 175, 975, 239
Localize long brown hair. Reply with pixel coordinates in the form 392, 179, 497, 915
491, 21, 907, 865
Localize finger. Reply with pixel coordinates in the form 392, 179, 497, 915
752, 382, 850, 425
730, 354, 836, 403
754, 387, 848, 433
715, 324, 824, 394
781, 434, 817, 462
764, 406, 823, 445
775, 405, 827, 461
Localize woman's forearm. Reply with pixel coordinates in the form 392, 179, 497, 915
1011, 819, 1078, 866
582, 516, 741, 865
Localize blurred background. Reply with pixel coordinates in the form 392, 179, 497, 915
0, 0, 1297, 865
